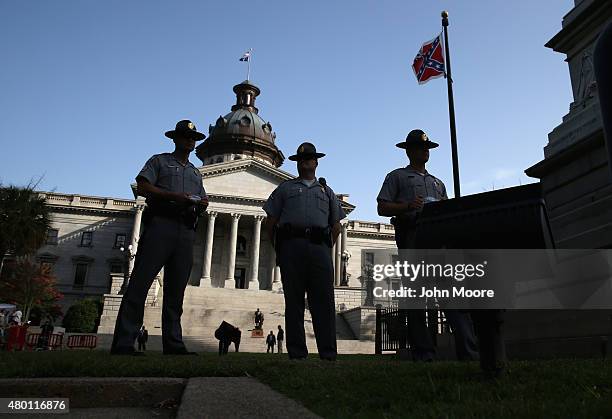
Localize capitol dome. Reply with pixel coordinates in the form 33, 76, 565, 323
196, 80, 284, 167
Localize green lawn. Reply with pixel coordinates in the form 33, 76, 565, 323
1, 351, 611, 418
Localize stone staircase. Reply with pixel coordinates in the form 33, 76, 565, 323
98, 285, 374, 354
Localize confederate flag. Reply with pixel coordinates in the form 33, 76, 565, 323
412, 34, 446, 84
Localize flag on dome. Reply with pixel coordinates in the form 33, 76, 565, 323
239, 50, 251, 62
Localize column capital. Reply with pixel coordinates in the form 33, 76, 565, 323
207, 210, 218, 218
253, 214, 266, 222
230, 212, 242, 220
134, 203, 146, 212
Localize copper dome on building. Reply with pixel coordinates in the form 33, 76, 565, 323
196, 80, 284, 167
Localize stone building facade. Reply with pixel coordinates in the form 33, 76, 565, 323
36, 194, 136, 310
36, 79, 396, 315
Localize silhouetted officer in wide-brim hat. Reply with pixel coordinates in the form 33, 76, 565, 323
264, 141, 345, 361
378, 128, 479, 362
111, 119, 207, 356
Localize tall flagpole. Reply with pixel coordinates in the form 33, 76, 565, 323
441, 10, 461, 198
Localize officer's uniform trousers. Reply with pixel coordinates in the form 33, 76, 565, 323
278, 237, 336, 359
471, 310, 506, 372
112, 215, 195, 352
444, 310, 479, 361
399, 230, 479, 361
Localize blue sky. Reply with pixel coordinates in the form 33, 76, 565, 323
0, 0, 574, 222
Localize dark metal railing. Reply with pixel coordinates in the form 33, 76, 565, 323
375, 306, 449, 354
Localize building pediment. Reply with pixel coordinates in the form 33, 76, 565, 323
199, 158, 294, 201
199, 158, 355, 214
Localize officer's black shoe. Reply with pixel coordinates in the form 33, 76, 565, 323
110, 347, 145, 356
163, 348, 198, 356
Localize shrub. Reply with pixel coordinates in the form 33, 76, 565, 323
62, 299, 99, 333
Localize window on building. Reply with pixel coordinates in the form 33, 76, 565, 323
73, 263, 88, 289
80, 231, 93, 247
46, 229, 59, 245
114, 233, 127, 249
237, 236, 247, 256
110, 263, 124, 274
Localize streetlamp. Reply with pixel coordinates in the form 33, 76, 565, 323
118, 244, 135, 295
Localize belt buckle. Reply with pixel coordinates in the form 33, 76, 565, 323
304, 227, 311, 239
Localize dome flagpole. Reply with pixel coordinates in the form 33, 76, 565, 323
247, 48, 252, 81
239, 48, 253, 81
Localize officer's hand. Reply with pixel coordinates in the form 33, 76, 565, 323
408, 196, 424, 210
200, 196, 209, 210
169, 192, 191, 205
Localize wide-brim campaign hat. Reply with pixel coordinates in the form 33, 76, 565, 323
396, 129, 439, 149
165, 119, 206, 141
288, 142, 326, 161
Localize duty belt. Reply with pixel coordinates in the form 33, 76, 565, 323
277, 224, 329, 243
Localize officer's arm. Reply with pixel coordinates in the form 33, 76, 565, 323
136, 177, 190, 204
441, 182, 449, 200
264, 216, 279, 243
377, 171, 425, 216
331, 222, 341, 245
377, 200, 418, 216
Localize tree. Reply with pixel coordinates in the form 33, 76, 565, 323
0, 184, 52, 274
0, 257, 63, 323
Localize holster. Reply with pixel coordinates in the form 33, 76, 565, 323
144, 200, 203, 231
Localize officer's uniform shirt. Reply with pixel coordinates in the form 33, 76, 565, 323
263, 178, 346, 228
136, 153, 206, 200
377, 166, 447, 211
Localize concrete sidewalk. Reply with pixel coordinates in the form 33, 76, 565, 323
0, 377, 320, 419
178, 377, 320, 419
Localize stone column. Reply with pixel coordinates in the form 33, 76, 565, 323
268, 243, 276, 291
272, 266, 282, 292
127, 202, 145, 276
332, 242, 337, 269
225, 213, 241, 288
200, 211, 218, 287
334, 230, 342, 286
249, 215, 264, 290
